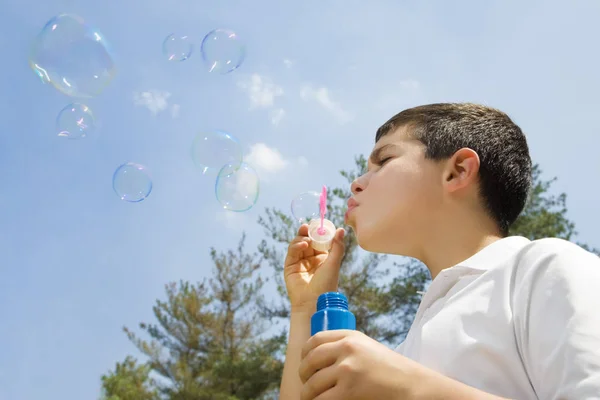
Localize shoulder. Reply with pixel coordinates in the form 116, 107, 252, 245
511, 237, 600, 306
513, 237, 598, 272
509, 239, 600, 398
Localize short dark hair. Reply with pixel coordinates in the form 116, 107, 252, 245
375, 103, 532, 236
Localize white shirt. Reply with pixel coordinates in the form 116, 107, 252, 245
395, 236, 600, 399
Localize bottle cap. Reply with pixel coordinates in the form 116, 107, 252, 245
317, 292, 349, 311
308, 218, 335, 252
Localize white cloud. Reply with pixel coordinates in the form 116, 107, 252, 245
237, 74, 287, 126
270, 108, 285, 126
245, 143, 289, 174
300, 85, 353, 124
133, 90, 172, 115
243, 143, 308, 183
237, 74, 284, 109
283, 59, 294, 68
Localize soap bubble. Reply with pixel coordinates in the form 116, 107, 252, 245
29, 14, 116, 98
190, 130, 243, 174
291, 191, 321, 223
162, 34, 193, 62
215, 162, 259, 212
200, 28, 245, 74
112, 162, 152, 202
56, 103, 95, 139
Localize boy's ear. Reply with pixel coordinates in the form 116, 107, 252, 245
443, 147, 480, 193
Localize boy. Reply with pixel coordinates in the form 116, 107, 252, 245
279, 103, 600, 399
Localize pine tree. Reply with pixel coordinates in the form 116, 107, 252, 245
100, 356, 159, 400
510, 165, 599, 254
101, 235, 284, 400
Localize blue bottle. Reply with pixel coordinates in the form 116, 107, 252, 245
311, 292, 356, 335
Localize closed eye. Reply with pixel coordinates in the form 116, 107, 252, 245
375, 157, 393, 166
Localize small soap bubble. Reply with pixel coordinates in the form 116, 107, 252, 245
56, 103, 95, 139
162, 34, 193, 62
29, 14, 116, 98
112, 162, 153, 202
291, 191, 321, 224
215, 162, 259, 212
190, 130, 243, 174
200, 28, 245, 74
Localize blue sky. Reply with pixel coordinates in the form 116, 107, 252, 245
1, 0, 600, 399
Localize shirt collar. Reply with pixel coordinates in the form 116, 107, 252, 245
450, 235, 531, 272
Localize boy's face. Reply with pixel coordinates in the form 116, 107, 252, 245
345, 126, 444, 256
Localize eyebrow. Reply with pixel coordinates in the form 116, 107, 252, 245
369, 144, 396, 163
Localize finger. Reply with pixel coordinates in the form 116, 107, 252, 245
289, 232, 310, 247
287, 226, 311, 251
301, 330, 354, 360
312, 385, 342, 400
297, 223, 309, 236
289, 240, 310, 251
325, 228, 346, 265
285, 237, 311, 265
300, 364, 338, 400
298, 341, 339, 384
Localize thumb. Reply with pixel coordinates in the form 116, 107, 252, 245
326, 228, 346, 265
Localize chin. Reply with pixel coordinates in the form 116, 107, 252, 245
353, 226, 387, 253
354, 225, 417, 257
358, 240, 389, 254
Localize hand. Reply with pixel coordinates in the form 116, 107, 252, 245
284, 224, 346, 311
298, 330, 418, 400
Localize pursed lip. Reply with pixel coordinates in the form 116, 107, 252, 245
345, 198, 359, 220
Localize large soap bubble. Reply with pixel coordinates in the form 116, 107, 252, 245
112, 162, 153, 202
291, 191, 321, 224
215, 162, 259, 212
201, 29, 245, 74
30, 14, 116, 98
190, 130, 243, 175
163, 34, 193, 62
56, 103, 95, 139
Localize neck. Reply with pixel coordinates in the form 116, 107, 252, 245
420, 211, 503, 279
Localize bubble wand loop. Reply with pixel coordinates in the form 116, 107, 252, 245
318, 185, 327, 235
307, 185, 336, 252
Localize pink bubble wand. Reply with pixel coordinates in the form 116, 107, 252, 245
318, 185, 327, 235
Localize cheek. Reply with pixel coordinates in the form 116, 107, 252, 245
354, 165, 440, 250
367, 166, 434, 219
372, 167, 416, 201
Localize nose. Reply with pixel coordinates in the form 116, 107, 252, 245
351, 175, 366, 195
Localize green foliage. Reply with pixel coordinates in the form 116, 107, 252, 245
100, 356, 159, 400
510, 164, 576, 240
510, 165, 599, 255
101, 235, 284, 400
